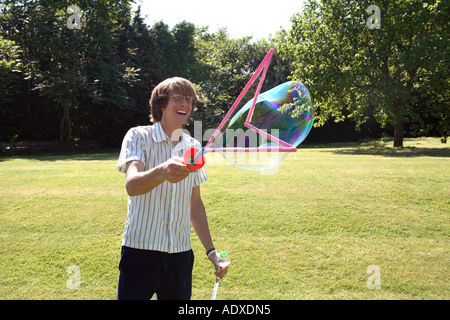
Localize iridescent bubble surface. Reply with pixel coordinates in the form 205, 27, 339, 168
209, 81, 314, 171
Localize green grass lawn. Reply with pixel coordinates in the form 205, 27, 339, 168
0, 137, 448, 300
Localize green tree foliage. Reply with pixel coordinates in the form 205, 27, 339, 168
0, 1, 202, 145
284, 0, 449, 146
119, 10, 199, 128
190, 27, 291, 134
0, 0, 447, 147
0, 36, 21, 86
0, 36, 23, 141
0, 0, 137, 143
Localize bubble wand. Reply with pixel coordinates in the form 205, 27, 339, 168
183, 48, 314, 171
211, 251, 230, 300
184, 48, 276, 168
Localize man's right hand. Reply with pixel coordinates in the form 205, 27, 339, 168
125, 157, 197, 196
162, 157, 197, 184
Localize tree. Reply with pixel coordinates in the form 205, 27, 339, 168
284, 0, 449, 146
115, 10, 200, 129
0, 36, 23, 141
0, 0, 137, 142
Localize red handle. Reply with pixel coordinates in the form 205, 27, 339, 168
184, 148, 205, 169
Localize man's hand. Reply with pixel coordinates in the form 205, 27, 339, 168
208, 251, 229, 279
162, 157, 197, 183
125, 157, 196, 196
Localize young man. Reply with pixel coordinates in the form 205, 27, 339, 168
116, 77, 227, 300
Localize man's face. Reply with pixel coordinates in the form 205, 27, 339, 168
161, 92, 194, 127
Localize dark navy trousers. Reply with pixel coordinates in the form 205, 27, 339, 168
116, 246, 194, 300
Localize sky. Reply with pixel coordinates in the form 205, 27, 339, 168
132, 0, 305, 40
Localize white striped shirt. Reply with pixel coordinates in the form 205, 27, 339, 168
117, 122, 208, 253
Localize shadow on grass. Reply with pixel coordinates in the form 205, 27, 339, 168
331, 146, 450, 158
302, 139, 450, 158
0, 149, 119, 162
0, 140, 121, 161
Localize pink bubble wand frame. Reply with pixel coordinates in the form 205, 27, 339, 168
185, 48, 297, 168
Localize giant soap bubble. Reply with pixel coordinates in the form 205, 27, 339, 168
184, 49, 314, 171
211, 81, 314, 171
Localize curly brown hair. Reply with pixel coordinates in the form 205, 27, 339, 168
149, 77, 198, 123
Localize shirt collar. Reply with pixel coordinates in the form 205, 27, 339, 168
152, 122, 170, 143
153, 122, 188, 150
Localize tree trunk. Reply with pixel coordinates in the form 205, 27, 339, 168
393, 102, 405, 148
26, 78, 32, 120
60, 103, 72, 141
394, 121, 404, 148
